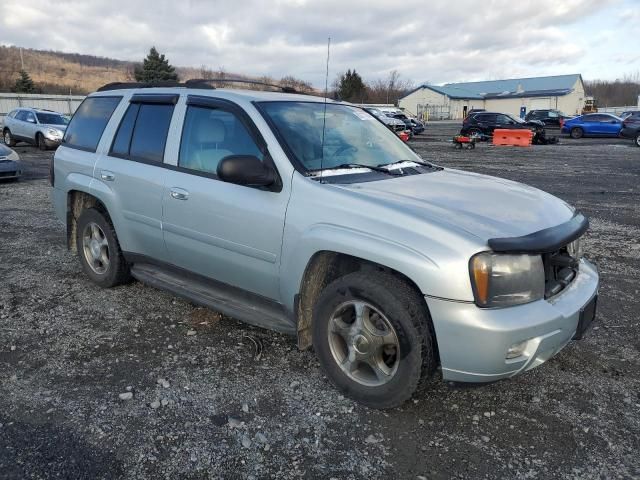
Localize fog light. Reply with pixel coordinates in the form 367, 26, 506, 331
506, 340, 528, 359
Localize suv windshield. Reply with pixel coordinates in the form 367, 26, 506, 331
36, 112, 69, 125
259, 102, 422, 172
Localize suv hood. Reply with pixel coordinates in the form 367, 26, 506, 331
341, 168, 574, 242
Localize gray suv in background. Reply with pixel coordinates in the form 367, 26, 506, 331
3, 107, 69, 150
51, 81, 599, 408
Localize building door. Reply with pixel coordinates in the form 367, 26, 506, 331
463, 105, 468, 118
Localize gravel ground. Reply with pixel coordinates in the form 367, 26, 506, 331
1, 126, 639, 479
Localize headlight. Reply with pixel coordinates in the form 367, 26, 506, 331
47, 128, 62, 138
469, 252, 545, 308
7, 150, 19, 161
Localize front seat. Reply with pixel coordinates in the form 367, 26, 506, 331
185, 118, 233, 174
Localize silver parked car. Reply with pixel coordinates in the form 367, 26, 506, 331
363, 107, 407, 133
0, 143, 22, 180
3, 107, 69, 150
51, 82, 599, 408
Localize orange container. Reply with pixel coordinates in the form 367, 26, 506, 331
492, 129, 533, 147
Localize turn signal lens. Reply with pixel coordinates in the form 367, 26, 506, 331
469, 252, 545, 308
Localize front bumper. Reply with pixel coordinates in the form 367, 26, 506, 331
427, 259, 599, 383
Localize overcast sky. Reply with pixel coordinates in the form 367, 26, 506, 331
1, 0, 638, 88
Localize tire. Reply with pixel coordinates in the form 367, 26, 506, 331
3, 129, 16, 147
312, 270, 436, 409
570, 127, 584, 139
635, 133, 640, 148
36, 132, 47, 151
76, 208, 130, 288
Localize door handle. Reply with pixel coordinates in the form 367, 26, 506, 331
100, 170, 115, 181
170, 188, 189, 200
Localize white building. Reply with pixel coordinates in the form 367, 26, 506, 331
399, 74, 586, 120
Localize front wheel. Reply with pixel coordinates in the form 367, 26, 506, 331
570, 127, 584, 139
635, 133, 640, 147
76, 208, 130, 287
36, 133, 48, 151
312, 270, 436, 409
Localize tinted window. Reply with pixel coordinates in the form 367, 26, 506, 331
36, 112, 69, 125
64, 96, 122, 152
475, 113, 496, 122
179, 105, 262, 175
129, 104, 174, 163
15, 110, 28, 121
496, 114, 516, 124
583, 114, 606, 122
110, 104, 140, 157
24, 111, 36, 123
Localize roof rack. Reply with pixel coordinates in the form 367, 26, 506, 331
96, 81, 214, 92
96, 78, 302, 94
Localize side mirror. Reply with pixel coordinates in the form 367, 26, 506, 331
217, 155, 276, 187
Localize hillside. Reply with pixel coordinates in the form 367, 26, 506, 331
0, 45, 315, 94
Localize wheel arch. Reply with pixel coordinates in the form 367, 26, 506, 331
293, 249, 438, 364
66, 189, 111, 251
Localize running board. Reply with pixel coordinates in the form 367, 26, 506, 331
130, 262, 296, 335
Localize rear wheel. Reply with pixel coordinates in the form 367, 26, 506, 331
3, 129, 16, 147
76, 208, 130, 287
36, 132, 47, 151
635, 133, 640, 147
312, 270, 436, 409
570, 127, 584, 139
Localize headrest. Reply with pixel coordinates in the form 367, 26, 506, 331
194, 117, 226, 143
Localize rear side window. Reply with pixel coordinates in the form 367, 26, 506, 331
109, 103, 174, 163
64, 96, 121, 152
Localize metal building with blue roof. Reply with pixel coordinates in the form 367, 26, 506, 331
399, 74, 585, 120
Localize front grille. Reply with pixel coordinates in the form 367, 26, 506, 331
543, 245, 579, 298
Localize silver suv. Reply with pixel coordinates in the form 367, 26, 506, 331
3, 107, 69, 150
51, 82, 599, 408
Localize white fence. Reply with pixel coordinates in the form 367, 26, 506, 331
0, 93, 86, 123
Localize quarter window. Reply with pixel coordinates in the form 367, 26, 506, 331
178, 105, 263, 175
64, 96, 122, 152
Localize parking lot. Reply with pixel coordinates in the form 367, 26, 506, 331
1, 123, 639, 479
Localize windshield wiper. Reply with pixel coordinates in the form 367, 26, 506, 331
315, 163, 403, 176
378, 159, 436, 169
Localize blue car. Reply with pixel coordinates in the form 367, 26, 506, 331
562, 113, 623, 139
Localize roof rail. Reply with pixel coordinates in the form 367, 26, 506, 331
97, 78, 305, 94
183, 78, 300, 94
96, 81, 215, 92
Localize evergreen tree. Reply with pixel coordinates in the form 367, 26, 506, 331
13, 69, 36, 93
134, 47, 178, 83
336, 69, 367, 102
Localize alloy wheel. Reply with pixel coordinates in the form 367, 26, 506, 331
327, 300, 400, 387
82, 222, 110, 275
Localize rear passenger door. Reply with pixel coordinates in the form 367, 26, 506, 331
161, 96, 289, 301
93, 93, 177, 260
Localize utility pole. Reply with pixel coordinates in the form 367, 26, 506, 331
20, 47, 24, 70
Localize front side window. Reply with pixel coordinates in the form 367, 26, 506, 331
109, 103, 174, 163
178, 105, 263, 175
64, 96, 122, 152
36, 112, 69, 125
259, 101, 423, 172
24, 111, 37, 123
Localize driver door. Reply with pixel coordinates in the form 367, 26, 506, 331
161, 98, 290, 301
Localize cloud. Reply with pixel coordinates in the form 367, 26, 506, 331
0, 0, 631, 87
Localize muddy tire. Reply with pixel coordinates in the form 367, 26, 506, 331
312, 270, 437, 409
76, 208, 130, 288
3, 129, 16, 147
570, 127, 584, 139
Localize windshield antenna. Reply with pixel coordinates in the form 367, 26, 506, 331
320, 36, 331, 184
